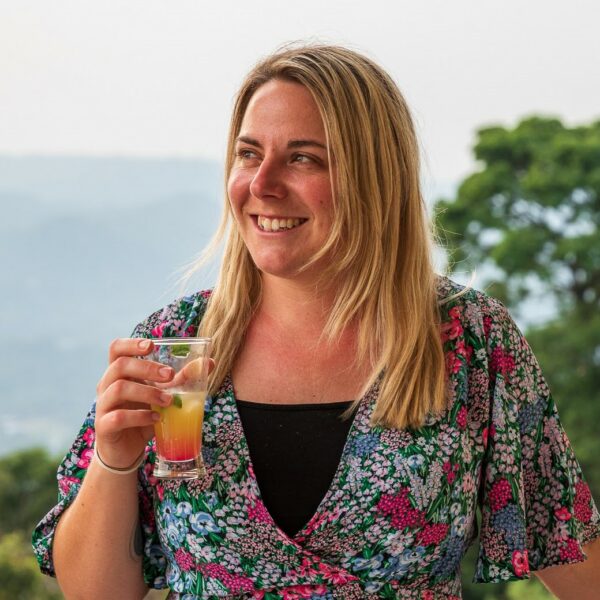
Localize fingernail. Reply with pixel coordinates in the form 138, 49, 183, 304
152, 412, 161, 421
139, 339, 151, 349
159, 367, 172, 378
160, 393, 171, 405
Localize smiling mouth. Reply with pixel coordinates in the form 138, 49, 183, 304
255, 215, 308, 232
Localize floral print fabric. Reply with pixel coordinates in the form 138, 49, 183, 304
32, 278, 600, 599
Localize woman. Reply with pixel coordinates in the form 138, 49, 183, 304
33, 44, 600, 599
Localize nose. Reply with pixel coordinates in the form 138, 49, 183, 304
249, 156, 287, 201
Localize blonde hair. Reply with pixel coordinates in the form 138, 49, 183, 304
196, 43, 446, 429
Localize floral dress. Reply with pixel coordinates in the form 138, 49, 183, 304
32, 277, 600, 599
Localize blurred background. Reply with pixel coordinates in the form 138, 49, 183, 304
1, 1, 599, 598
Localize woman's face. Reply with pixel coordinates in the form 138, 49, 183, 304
228, 79, 334, 285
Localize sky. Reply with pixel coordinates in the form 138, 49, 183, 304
1, 0, 600, 189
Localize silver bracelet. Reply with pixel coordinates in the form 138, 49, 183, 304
94, 446, 146, 475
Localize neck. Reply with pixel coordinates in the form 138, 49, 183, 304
256, 274, 351, 342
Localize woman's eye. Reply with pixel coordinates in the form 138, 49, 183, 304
236, 149, 258, 160
292, 154, 313, 164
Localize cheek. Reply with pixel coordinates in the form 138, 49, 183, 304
227, 171, 251, 214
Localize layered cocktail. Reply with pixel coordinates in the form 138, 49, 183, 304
145, 338, 211, 479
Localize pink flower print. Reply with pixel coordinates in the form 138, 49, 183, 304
560, 538, 584, 562
300, 512, 327, 538
230, 575, 255, 594
82, 427, 95, 448
422, 592, 434, 600
416, 523, 450, 546
573, 481, 593, 523
198, 562, 255, 593
150, 322, 167, 338
483, 315, 492, 338
445, 351, 462, 375
441, 319, 463, 342
442, 461, 459, 484
291, 557, 320, 578
483, 424, 497, 449
448, 306, 462, 320
456, 406, 468, 430
143, 461, 158, 487
282, 585, 328, 599
77, 448, 94, 469
174, 548, 195, 571
511, 549, 529, 577
247, 499, 271, 523
490, 347, 515, 378
455, 339, 473, 363
156, 483, 165, 502
317, 562, 357, 585
185, 324, 196, 336
488, 478, 512, 512
378, 490, 426, 529
58, 475, 80, 496
554, 506, 572, 522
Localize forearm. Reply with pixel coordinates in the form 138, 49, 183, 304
535, 538, 600, 600
53, 456, 147, 600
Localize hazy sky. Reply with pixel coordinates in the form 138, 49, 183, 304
2, 0, 599, 186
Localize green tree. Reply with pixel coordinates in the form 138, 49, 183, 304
0, 531, 62, 600
436, 116, 600, 315
0, 448, 62, 599
0, 448, 60, 536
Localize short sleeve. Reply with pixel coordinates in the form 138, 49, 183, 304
474, 298, 600, 583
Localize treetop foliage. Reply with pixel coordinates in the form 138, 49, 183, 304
436, 116, 600, 314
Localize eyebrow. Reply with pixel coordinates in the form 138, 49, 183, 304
235, 135, 327, 151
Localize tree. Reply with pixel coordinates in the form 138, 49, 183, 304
0, 449, 62, 599
0, 531, 62, 600
436, 116, 600, 315
0, 448, 60, 536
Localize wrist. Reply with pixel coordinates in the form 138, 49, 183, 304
94, 446, 146, 475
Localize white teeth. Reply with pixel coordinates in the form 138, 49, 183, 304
258, 216, 305, 231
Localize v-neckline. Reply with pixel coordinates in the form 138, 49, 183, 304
222, 373, 375, 542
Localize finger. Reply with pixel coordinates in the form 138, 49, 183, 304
97, 355, 174, 395
156, 357, 214, 390
97, 408, 160, 434
98, 380, 172, 414
108, 337, 154, 364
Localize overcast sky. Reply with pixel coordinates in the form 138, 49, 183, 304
2, 0, 599, 188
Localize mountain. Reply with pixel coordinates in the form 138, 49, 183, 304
0, 156, 223, 456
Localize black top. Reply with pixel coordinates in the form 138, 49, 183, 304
236, 399, 355, 538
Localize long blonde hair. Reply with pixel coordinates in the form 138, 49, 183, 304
196, 43, 446, 429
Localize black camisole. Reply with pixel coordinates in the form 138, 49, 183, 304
236, 400, 355, 537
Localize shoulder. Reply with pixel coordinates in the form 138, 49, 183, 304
436, 275, 513, 328
131, 289, 213, 338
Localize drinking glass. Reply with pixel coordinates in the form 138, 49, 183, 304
144, 338, 211, 479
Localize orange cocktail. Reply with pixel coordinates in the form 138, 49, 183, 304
153, 391, 206, 461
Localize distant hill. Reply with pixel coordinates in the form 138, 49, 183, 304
0, 155, 223, 456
